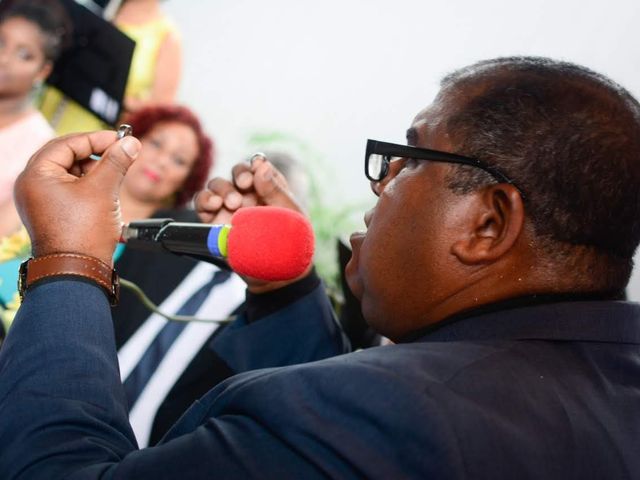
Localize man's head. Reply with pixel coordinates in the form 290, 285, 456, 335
346, 56, 640, 340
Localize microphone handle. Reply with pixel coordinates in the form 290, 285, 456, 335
122, 220, 233, 270
157, 223, 230, 258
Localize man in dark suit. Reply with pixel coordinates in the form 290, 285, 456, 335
1, 56, 640, 478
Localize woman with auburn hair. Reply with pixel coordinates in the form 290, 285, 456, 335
118, 104, 212, 225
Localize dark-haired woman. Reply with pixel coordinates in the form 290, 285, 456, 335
0, 0, 69, 334
0, 0, 69, 237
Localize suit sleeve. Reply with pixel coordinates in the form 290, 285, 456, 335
0, 276, 349, 479
0, 280, 136, 479
209, 272, 351, 373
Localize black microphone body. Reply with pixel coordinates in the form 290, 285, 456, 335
122, 219, 231, 269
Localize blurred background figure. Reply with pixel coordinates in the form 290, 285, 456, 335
111, 104, 248, 447
113, 103, 215, 338
0, 0, 69, 237
0, 0, 70, 337
114, 0, 181, 114
39, 0, 181, 134
117, 103, 208, 226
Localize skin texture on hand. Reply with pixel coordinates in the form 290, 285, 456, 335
14, 131, 142, 267
195, 155, 302, 223
194, 155, 312, 293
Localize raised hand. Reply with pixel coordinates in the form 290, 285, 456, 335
194, 154, 303, 225
14, 131, 142, 266
194, 154, 312, 292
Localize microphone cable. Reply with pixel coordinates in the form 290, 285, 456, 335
118, 277, 236, 324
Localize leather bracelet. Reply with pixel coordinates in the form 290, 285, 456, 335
18, 253, 120, 306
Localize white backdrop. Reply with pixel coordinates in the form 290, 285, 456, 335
163, 0, 640, 298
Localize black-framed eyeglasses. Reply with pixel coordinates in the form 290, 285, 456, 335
365, 139, 523, 197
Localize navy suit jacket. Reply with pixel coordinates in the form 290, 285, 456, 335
1, 279, 639, 479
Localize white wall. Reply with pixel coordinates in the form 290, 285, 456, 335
163, 0, 640, 298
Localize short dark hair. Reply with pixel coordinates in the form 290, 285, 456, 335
123, 105, 214, 208
440, 57, 640, 289
0, 0, 72, 62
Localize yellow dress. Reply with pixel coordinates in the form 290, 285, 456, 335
39, 16, 178, 135
0, 227, 30, 334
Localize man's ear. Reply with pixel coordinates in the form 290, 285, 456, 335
451, 184, 525, 264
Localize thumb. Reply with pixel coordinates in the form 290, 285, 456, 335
252, 160, 301, 211
88, 135, 141, 191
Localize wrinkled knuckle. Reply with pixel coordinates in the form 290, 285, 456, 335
104, 154, 128, 176
208, 177, 225, 186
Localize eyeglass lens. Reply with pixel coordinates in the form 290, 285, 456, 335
367, 153, 389, 181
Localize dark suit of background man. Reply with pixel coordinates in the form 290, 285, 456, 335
1, 56, 640, 478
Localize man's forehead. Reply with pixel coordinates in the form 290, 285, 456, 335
406, 99, 455, 150
406, 109, 431, 146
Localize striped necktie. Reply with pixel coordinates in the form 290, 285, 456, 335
123, 269, 231, 408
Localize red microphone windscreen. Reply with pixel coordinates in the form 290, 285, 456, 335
227, 206, 315, 281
